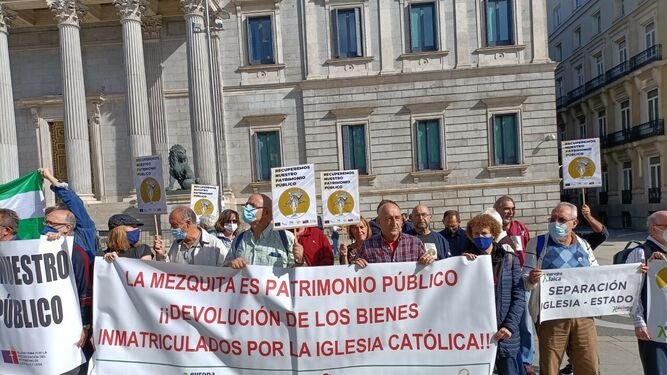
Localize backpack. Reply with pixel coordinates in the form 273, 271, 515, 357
232, 229, 290, 253
613, 240, 651, 264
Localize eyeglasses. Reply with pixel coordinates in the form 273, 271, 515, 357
244, 203, 264, 209
382, 216, 403, 224
548, 216, 576, 224
44, 220, 69, 228
412, 213, 431, 218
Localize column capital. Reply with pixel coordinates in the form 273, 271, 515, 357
0, 4, 17, 33
142, 15, 162, 39
47, 0, 87, 27
180, 0, 206, 17
113, 0, 148, 22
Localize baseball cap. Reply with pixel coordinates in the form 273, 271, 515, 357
108, 214, 144, 230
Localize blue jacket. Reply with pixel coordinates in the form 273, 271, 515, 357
494, 243, 525, 357
406, 229, 450, 260
439, 227, 473, 256
50, 185, 96, 330
472, 243, 525, 358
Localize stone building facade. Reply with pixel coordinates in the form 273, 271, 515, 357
1, 0, 559, 231
548, 0, 666, 229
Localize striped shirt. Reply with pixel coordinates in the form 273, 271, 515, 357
358, 233, 425, 264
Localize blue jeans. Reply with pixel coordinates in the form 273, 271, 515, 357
520, 290, 535, 366
638, 339, 667, 375
496, 356, 520, 375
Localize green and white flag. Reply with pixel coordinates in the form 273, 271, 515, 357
0, 171, 45, 239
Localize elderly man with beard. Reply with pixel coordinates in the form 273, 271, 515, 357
406, 204, 450, 260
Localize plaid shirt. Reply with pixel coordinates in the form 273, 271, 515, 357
359, 232, 425, 264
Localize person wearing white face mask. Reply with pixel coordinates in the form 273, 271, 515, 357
523, 202, 599, 375
153, 206, 228, 266
624, 210, 667, 375
214, 209, 240, 248
463, 214, 525, 375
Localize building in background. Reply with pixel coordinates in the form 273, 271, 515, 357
549, 0, 665, 229
0, 0, 559, 232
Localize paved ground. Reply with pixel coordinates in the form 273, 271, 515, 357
533, 228, 647, 375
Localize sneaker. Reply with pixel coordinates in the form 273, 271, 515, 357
524, 364, 537, 375
560, 364, 573, 374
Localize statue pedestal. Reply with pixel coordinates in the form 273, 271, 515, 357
166, 189, 190, 206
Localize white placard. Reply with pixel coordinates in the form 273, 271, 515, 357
190, 184, 219, 221
561, 138, 602, 189
647, 260, 667, 343
539, 264, 643, 322
320, 170, 360, 227
135, 155, 167, 214
271, 164, 317, 230
0, 238, 85, 375
90, 256, 498, 375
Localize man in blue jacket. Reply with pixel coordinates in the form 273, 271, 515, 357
406, 204, 450, 260
40, 168, 96, 373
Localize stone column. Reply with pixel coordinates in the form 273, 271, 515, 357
142, 15, 170, 180
210, 31, 227, 190
0, 6, 19, 183
181, 0, 217, 186
114, 0, 152, 169
47, 0, 93, 195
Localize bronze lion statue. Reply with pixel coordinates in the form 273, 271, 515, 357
167, 144, 198, 190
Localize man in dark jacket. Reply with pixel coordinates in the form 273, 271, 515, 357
407, 204, 450, 260
40, 168, 96, 372
439, 209, 472, 256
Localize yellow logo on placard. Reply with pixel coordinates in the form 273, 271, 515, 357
568, 157, 596, 179
140, 177, 161, 203
327, 190, 355, 216
193, 199, 214, 216
278, 188, 310, 218
656, 267, 667, 292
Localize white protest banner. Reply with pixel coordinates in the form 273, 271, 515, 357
90, 256, 497, 375
0, 238, 85, 375
271, 164, 317, 230
320, 170, 360, 227
190, 184, 219, 221
135, 155, 167, 214
647, 260, 667, 343
561, 138, 602, 189
539, 264, 642, 322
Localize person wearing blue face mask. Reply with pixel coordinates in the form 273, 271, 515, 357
103, 214, 153, 262
154, 206, 228, 266
463, 214, 525, 375
523, 202, 600, 375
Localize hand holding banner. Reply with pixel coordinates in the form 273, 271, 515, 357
91, 257, 498, 374
539, 264, 643, 322
0, 238, 85, 375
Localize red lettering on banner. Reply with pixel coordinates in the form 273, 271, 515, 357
240, 277, 260, 295
385, 332, 489, 351
381, 271, 458, 293
247, 340, 284, 357
224, 278, 236, 293
315, 337, 383, 356
356, 303, 419, 324
265, 279, 290, 297
289, 341, 312, 357
125, 271, 144, 287
285, 311, 309, 327
314, 309, 350, 327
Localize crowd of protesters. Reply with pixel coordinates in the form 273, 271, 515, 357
0, 168, 665, 375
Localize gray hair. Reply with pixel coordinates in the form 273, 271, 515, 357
480, 207, 503, 227
45, 206, 77, 227
553, 202, 578, 219
0, 209, 19, 232
199, 215, 216, 231
493, 195, 515, 211
172, 206, 197, 223
647, 211, 667, 229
